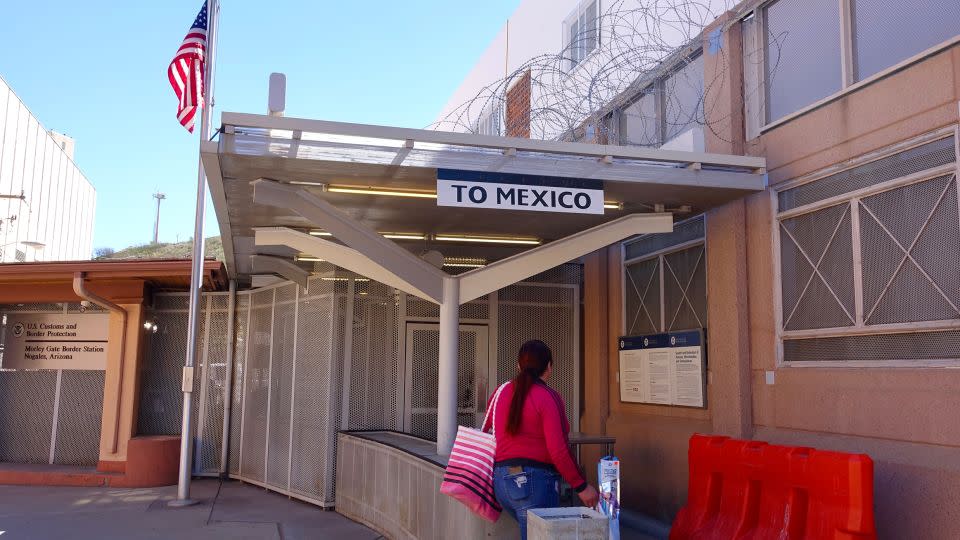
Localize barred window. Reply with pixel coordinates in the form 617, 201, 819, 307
623, 216, 706, 335
777, 133, 960, 364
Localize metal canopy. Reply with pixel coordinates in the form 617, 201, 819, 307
200, 111, 766, 455
202, 112, 766, 280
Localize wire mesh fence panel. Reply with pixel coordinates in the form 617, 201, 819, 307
228, 297, 249, 476
780, 203, 855, 331
291, 278, 336, 502
138, 306, 189, 436
238, 289, 274, 483
664, 245, 707, 331
196, 296, 231, 475
860, 175, 960, 325
53, 370, 104, 466
408, 325, 441, 439
265, 284, 296, 490
624, 257, 660, 336
0, 370, 56, 463
497, 285, 578, 426
346, 282, 400, 431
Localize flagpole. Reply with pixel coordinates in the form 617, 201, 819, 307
171, 0, 220, 506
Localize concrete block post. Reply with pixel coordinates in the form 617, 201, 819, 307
437, 276, 460, 455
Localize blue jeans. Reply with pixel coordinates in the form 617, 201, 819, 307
493, 464, 560, 539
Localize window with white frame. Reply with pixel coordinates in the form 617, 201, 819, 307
564, 0, 599, 71
623, 216, 707, 336
743, 0, 960, 128
619, 52, 704, 148
776, 132, 960, 364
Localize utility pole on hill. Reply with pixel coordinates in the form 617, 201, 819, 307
152, 191, 166, 244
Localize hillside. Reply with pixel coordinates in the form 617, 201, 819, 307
98, 236, 224, 261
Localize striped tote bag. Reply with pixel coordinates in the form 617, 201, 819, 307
439, 382, 509, 522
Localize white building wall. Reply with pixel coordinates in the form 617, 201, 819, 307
435, 0, 733, 146
0, 76, 95, 262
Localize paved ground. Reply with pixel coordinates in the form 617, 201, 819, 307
0, 477, 660, 539
0, 478, 381, 540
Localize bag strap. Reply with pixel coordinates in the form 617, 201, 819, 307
482, 381, 510, 437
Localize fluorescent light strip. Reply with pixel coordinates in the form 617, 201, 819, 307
382, 233, 427, 240
443, 262, 486, 268
434, 235, 541, 246
295, 255, 325, 262
309, 230, 426, 241
327, 185, 437, 199
444, 257, 487, 264
320, 277, 370, 282
603, 201, 623, 210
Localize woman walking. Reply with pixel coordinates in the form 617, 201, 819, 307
483, 339, 599, 538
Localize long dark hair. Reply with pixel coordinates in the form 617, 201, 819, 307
505, 339, 553, 435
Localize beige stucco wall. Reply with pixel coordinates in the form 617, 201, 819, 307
97, 303, 146, 467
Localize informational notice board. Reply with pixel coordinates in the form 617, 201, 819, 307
618, 330, 706, 408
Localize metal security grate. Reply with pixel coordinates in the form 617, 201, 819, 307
409, 325, 441, 439
228, 297, 249, 475
195, 294, 231, 475
238, 289, 274, 483
497, 283, 579, 426
625, 215, 705, 261
265, 284, 295, 489
290, 277, 336, 501
860, 175, 960, 324
784, 330, 960, 362
53, 370, 104, 466
624, 241, 707, 336
777, 129, 960, 365
0, 371, 57, 463
779, 204, 855, 330
664, 246, 707, 331
779, 136, 956, 212
624, 258, 660, 336
346, 282, 400, 430
138, 306, 190, 436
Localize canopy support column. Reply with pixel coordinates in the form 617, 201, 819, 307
437, 276, 460, 456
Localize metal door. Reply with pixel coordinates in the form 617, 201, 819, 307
404, 323, 489, 439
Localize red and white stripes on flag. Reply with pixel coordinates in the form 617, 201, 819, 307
168, 2, 209, 133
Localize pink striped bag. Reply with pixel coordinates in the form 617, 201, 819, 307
439, 382, 509, 522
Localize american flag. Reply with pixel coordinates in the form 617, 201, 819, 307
168, 2, 209, 133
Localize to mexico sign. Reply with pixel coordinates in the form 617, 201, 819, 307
437, 169, 604, 215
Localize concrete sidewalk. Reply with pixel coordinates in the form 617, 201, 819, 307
0, 478, 381, 540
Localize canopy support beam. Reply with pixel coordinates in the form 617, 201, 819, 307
254, 228, 442, 303
252, 179, 445, 302
249, 254, 310, 289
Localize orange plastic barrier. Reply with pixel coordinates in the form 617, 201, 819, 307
670, 434, 876, 540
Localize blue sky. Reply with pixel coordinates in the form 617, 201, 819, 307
0, 0, 519, 251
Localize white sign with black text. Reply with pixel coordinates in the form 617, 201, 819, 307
2, 313, 109, 370
436, 170, 605, 215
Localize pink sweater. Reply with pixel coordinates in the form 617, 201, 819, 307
482, 380, 587, 491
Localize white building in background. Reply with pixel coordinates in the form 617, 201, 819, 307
0, 75, 95, 262
434, 0, 734, 151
